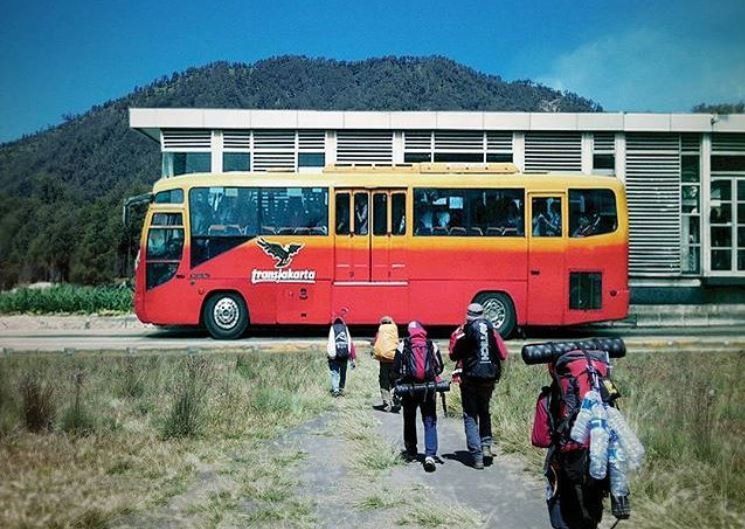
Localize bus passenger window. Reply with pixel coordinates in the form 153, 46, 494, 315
392, 193, 406, 235
373, 194, 388, 235
532, 197, 562, 237
336, 194, 350, 235
569, 189, 618, 237
354, 193, 368, 235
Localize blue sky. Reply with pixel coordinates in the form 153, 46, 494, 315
1, 0, 744, 142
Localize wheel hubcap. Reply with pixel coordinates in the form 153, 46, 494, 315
213, 298, 239, 330
482, 298, 506, 330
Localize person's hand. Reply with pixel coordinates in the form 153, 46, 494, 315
350, 360, 356, 369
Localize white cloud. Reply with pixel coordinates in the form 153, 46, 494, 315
537, 28, 745, 111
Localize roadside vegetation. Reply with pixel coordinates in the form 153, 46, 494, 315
0, 284, 132, 314
491, 350, 745, 529
0, 350, 330, 529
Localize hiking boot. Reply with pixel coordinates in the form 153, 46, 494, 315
473, 457, 484, 470
423, 456, 437, 472
401, 449, 417, 463
482, 445, 493, 464
332, 390, 341, 398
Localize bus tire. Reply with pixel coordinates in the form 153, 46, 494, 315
203, 292, 249, 340
474, 292, 516, 338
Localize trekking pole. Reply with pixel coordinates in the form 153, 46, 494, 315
609, 519, 622, 529
440, 392, 448, 417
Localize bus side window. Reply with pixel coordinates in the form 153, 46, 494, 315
336, 193, 350, 235
354, 193, 369, 235
532, 197, 562, 237
392, 193, 406, 235
569, 189, 618, 238
373, 193, 388, 235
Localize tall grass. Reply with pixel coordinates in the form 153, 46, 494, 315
0, 350, 331, 529
491, 351, 745, 529
0, 284, 132, 314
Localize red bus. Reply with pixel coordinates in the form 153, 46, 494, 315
133, 163, 628, 338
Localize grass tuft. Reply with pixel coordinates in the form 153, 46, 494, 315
20, 372, 55, 432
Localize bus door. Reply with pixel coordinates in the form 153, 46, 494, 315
527, 193, 567, 325
371, 190, 408, 281
334, 190, 370, 281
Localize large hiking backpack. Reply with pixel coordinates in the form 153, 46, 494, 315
548, 349, 611, 452
460, 319, 501, 381
331, 321, 350, 360
400, 338, 438, 383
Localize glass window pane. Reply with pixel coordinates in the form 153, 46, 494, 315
738, 203, 745, 225
712, 156, 745, 172
739, 250, 745, 271
486, 153, 513, 163
147, 263, 179, 290
433, 152, 483, 163
681, 185, 700, 213
593, 154, 615, 171
681, 156, 700, 182
681, 246, 700, 274
260, 187, 328, 235
532, 197, 562, 237
373, 194, 387, 235
147, 228, 184, 261
739, 181, 745, 201
711, 227, 732, 247
223, 152, 250, 172
173, 153, 211, 175
404, 152, 431, 163
711, 180, 732, 201
298, 153, 325, 167
711, 250, 732, 271
336, 194, 350, 235
392, 193, 406, 235
154, 189, 184, 204
569, 189, 617, 237
738, 227, 745, 246
354, 193, 369, 235
152, 213, 183, 226
711, 204, 732, 223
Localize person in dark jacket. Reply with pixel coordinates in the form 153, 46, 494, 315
392, 321, 443, 472
449, 303, 509, 469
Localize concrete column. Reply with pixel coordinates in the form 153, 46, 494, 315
392, 131, 404, 164
581, 132, 593, 174
211, 130, 223, 173
513, 132, 525, 172
326, 130, 337, 165
614, 133, 626, 182
701, 133, 712, 274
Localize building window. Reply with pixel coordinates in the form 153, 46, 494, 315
162, 152, 211, 177
681, 155, 701, 273
486, 153, 513, 163
592, 133, 615, 176
433, 152, 483, 163
404, 152, 431, 163
298, 152, 325, 168
223, 152, 250, 172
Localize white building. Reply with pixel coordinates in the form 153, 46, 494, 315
129, 108, 745, 301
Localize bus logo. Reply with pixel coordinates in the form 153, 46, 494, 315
257, 238, 304, 269
252, 238, 316, 285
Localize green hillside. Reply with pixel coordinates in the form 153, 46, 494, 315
0, 56, 601, 288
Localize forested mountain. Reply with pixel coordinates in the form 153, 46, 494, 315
0, 56, 602, 288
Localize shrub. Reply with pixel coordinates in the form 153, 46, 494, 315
161, 356, 213, 439
20, 372, 56, 432
0, 284, 132, 314
61, 370, 96, 435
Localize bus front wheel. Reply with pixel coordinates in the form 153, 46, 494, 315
203, 293, 248, 340
474, 292, 515, 338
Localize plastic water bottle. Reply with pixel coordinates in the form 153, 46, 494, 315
607, 406, 645, 471
608, 433, 632, 520
588, 417, 609, 480
570, 390, 599, 443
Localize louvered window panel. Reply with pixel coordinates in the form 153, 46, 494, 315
252, 152, 295, 172
253, 130, 295, 150
625, 133, 681, 276
681, 133, 700, 153
162, 129, 211, 151
593, 133, 615, 152
712, 133, 745, 153
336, 131, 393, 164
434, 131, 483, 151
223, 130, 251, 150
404, 131, 432, 151
524, 132, 582, 172
298, 130, 325, 151
486, 132, 512, 152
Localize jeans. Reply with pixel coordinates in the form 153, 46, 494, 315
460, 379, 495, 459
328, 358, 348, 392
402, 393, 438, 457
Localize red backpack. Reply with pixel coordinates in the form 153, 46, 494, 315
535, 349, 611, 452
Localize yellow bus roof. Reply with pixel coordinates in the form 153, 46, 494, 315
152, 164, 625, 194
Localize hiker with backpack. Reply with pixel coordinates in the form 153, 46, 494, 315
392, 320, 444, 472
525, 338, 641, 529
449, 302, 508, 469
326, 316, 356, 397
373, 316, 401, 412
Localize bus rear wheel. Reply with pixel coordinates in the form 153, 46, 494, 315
203, 293, 248, 340
474, 292, 515, 338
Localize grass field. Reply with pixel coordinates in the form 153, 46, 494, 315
489, 351, 745, 529
0, 284, 133, 314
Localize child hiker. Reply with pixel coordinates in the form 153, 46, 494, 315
373, 315, 401, 412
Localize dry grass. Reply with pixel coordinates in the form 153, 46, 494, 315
0, 350, 331, 529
